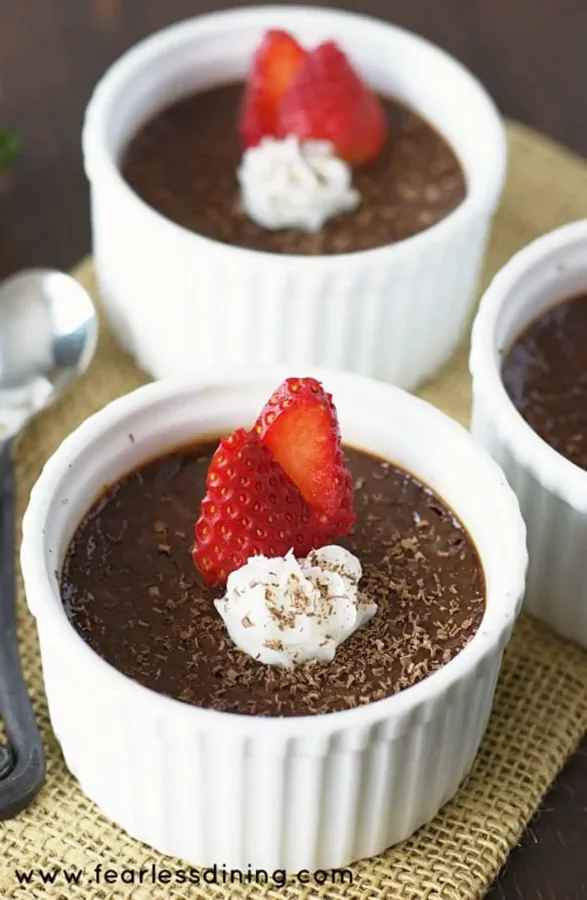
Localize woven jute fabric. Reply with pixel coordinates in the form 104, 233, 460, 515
2, 121, 587, 900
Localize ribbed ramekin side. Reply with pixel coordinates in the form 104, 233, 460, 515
92, 183, 494, 392
36, 611, 505, 872
281, 643, 504, 870
471, 398, 587, 646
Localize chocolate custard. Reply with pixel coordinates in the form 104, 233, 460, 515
61, 443, 485, 717
121, 84, 466, 255
502, 292, 587, 471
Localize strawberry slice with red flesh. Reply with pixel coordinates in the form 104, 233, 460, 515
193, 427, 325, 586
276, 40, 388, 166
255, 377, 355, 532
239, 29, 307, 148
311, 467, 355, 545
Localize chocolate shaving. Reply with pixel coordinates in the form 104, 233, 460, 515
61, 443, 485, 718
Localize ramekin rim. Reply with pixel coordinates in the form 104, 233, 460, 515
81, 4, 507, 268
470, 218, 587, 512
21, 365, 527, 737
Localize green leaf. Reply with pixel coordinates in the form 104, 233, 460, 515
0, 128, 20, 169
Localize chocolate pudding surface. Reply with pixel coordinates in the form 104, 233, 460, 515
121, 83, 466, 255
61, 442, 485, 717
502, 292, 587, 472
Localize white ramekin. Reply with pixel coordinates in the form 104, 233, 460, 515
21, 367, 526, 870
82, 5, 506, 391
470, 220, 587, 647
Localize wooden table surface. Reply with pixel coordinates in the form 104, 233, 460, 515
1, 2, 586, 897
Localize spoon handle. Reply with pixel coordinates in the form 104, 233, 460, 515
0, 440, 45, 819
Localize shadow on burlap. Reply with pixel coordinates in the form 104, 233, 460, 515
2, 122, 587, 900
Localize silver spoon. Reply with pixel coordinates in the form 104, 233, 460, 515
0, 268, 98, 819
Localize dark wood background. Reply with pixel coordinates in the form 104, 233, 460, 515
1, 2, 587, 897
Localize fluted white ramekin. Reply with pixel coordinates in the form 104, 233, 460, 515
82, 6, 506, 391
21, 367, 526, 870
470, 220, 587, 647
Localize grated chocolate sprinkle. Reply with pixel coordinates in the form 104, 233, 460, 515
61, 443, 485, 717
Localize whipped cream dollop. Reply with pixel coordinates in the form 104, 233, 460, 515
237, 136, 360, 233
214, 545, 376, 669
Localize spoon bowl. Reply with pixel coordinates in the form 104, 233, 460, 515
0, 269, 98, 439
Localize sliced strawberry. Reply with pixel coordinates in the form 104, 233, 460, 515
311, 467, 356, 543
276, 40, 388, 166
239, 29, 307, 147
255, 377, 355, 529
192, 428, 324, 586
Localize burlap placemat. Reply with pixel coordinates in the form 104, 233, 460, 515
2, 121, 587, 900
